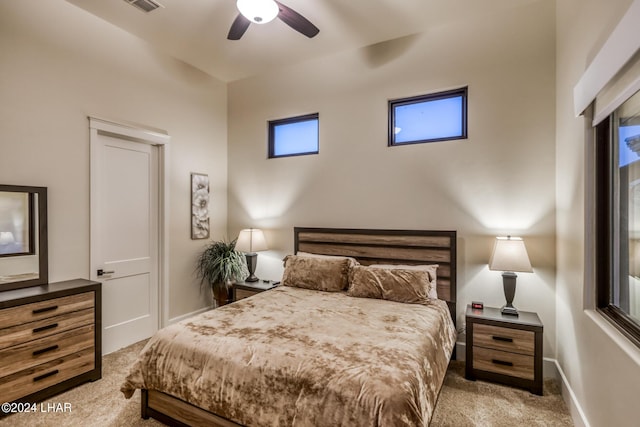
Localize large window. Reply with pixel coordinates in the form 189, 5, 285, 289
388, 87, 467, 146
595, 88, 640, 347
268, 113, 319, 158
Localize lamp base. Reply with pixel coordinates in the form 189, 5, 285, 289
244, 252, 259, 282
501, 271, 519, 316
501, 304, 519, 316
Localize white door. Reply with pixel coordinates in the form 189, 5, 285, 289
90, 131, 159, 355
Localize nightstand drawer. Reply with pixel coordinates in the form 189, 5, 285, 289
233, 281, 278, 302
235, 288, 258, 300
473, 323, 534, 355
473, 346, 534, 380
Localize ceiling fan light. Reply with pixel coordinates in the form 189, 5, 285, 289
237, 0, 279, 25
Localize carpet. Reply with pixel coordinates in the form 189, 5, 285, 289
1, 340, 573, 426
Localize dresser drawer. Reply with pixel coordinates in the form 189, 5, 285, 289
0, 347, 95, 403
0, 292, 94, 329
473, 323, 535, 355
0, 324, 94, 378
0, 308, 94, 351
473, 346, 534, 380
235, 288, 258, 301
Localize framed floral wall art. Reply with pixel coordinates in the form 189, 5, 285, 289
191, 173, 210, 239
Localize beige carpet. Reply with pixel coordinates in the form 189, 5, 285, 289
431, 362, 573, 426
1, 340, 573, 426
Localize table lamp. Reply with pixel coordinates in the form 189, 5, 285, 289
236, 228, 268, 282
488, 236, 533, 316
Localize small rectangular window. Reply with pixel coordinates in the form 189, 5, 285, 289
389, 87, 467, 146
268, 113, 319, 158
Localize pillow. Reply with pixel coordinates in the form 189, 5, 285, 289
369, 264, 439, 299
296, 251, 358, 263
347, 265, 433, 304
282, 255, 356, 292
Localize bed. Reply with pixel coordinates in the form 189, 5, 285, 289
121, 227, 457, 426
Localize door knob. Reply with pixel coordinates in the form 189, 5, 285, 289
97, 269, 115, 277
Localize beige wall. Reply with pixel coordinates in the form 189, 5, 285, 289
4, 0, 638, 424
0, 1, 227, 320
228, 0, 557, 351
556, 0, 640, 426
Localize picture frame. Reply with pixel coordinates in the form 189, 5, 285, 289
191, 173, 210, 240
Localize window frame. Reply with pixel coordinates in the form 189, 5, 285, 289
595, 115, 640, 348
268, 113, 319, 159
388, 87, 468, 147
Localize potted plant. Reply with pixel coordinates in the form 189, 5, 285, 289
196, 239, 249, 307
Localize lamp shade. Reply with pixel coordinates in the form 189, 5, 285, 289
488, 236, 533, 273
237, 0, 279, 24
236, 228, 268, 253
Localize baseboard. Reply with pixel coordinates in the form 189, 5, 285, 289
455, 341, 465, 361
167, 305, 213, 325
554, 360, 590, 427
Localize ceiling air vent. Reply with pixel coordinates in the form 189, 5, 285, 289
124, 0, 164, 13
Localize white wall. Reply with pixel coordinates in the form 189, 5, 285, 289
228, 0, 557, 353
556, 0, 640, 426
0, 1, 227, 319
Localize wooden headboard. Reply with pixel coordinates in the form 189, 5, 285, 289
294, 227, 457, 324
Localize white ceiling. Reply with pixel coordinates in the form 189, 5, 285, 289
65, 0, 540, 83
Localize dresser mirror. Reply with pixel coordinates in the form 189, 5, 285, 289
0, 185, 48, 291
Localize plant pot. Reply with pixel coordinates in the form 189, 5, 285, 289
213, 282, 233, 307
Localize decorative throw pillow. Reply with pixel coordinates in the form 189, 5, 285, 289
369, 264, 439, 299
347, 265, 433, 304
282, 255, 356, 292
296, 251, 359, 263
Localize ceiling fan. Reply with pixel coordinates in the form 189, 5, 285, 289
227, 0, 320, 40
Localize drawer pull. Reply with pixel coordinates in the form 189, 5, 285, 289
492, 336, 513, 343
32, 305, 58, 315
33, 370, 59, 382
33, 323, 59, 333
32, 345, 59, 356
491, 359, 514, 367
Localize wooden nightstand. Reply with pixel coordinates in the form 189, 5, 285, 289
465, 305, 543, 395
233, 281, 279, 301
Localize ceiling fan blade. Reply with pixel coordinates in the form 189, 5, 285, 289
227, 13, 251, 40
275, 1, 319, 38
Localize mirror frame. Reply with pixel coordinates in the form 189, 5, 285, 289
0, 185, 48, 291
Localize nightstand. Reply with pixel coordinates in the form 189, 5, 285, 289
233, 280, 279, 301
465, 305, 543, 395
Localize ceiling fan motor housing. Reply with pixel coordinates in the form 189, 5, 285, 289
228, 0, 319, 40
237, 0, 279, 24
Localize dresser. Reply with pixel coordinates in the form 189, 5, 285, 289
0, 279, 101, 406
465, 305, 543, 395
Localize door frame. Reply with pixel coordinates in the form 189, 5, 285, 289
89, 116, 170, 329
